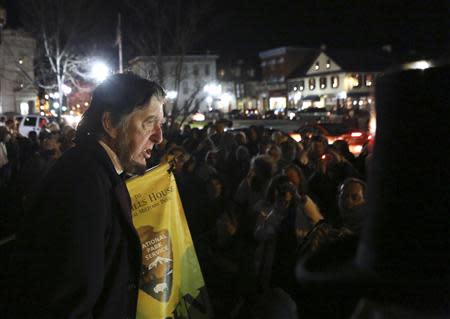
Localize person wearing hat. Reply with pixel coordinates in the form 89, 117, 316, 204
10, 73, 166, 318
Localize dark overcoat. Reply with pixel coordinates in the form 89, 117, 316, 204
10, 138, 142, 319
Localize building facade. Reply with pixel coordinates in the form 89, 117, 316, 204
129, 54, 219, 113
216, 58, 261, 111
287, 49, 393, 111
0, 29, 36, 114
259, 47, 318, 111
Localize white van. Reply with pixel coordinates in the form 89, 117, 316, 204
18, 115, 49, 137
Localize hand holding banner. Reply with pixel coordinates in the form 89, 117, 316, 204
126, 164, 212, 319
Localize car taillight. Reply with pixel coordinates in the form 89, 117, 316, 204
351, 132, 363, 137
289, 133, 301, 142
349, 145, 363, 155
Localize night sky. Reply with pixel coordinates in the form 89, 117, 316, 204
4, 0, 450, 62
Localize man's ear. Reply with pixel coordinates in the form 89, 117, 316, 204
102, 112, 119, 139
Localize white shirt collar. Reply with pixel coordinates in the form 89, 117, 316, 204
98, 140, 124, 175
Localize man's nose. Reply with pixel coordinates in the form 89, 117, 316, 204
150, 124, 163, 144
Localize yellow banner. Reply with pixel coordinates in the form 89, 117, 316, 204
126, 164, 211, 319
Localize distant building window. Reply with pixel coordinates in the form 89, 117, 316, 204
309, 78, 316, 90
278, 57, 284, 64
314, 62, 319, 70
183, 82, 189, 95
319, 77, 327, 89
193, 65, 199, 76
331, 76, 339, 88
247, 69, 255, 77
365, 74, 374, 87
205, 65, 210, 76
261, 61, 266, 67
219, 69, 225, 77
299, 80, 305, 91
352, 74, 362, 88
326, 60, 331, 69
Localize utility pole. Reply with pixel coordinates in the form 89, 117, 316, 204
116, 13, 123, 73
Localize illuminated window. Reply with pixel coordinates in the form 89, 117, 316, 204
261, 61, 266, 67
365, 74, 374, 87
278, 57, 285, 64
309, 78, 316, 90
314, 62, 319, 70
219, 69, 225, 77
331, 76, 339, 88
319, 77, 327, 89
326, 60, 331, 69
352, 74, 362, 88
299, 80, 305, 91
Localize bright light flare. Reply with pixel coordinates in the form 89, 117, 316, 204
289, 133, 301, 142
192, 113, 205, 122
406, 60, 431, 70
349, 144, 363, 155
351, 132, 363, 137
91, 62, 110, 83
167, 91, 178, 99
204, 84, 222, 96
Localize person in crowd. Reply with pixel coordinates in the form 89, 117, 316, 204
265, 143, 282, 165
332, 140, 356, 165
59, 126, 77, 153
234, 130, 247, 146
277, 141, 297, 173
293, 142, 315, 179
10, 73, 165, 318
0, 126, 11, 186
306, 134, 328, 169
283, 164, 323, 238
19, 129, 61, 211
337, 178, 367, 233
308, 149, 358, 224
253, 174, 311, 296
246, 125, 261, 156
234, 154, 276, 236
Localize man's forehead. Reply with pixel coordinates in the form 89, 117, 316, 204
134, 97, 164, 117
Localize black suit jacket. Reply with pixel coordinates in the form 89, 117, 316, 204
11, 138, 142, 319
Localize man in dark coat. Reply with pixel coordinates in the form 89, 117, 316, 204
10, 73, 165, 318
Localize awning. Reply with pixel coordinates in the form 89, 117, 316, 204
346, 92, 372, 98
302, 95, 320, 101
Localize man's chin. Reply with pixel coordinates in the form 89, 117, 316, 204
124, 161, 147, 176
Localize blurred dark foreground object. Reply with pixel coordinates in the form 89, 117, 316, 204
295, 60, 450, 318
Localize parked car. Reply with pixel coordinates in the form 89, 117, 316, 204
18, 114, 49, 137
228, 109, 244, 119
205, 109, 224, 120
243, 108, 261, 119
294, 107, 331, 122
289, 122, 371, 155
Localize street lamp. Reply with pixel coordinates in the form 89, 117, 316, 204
91, 61, 110, 83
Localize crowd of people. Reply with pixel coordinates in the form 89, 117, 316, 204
148, 120, 371, 318
1, 111, 371, 318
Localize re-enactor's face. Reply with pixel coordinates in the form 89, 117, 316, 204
118, 97, 164, 175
